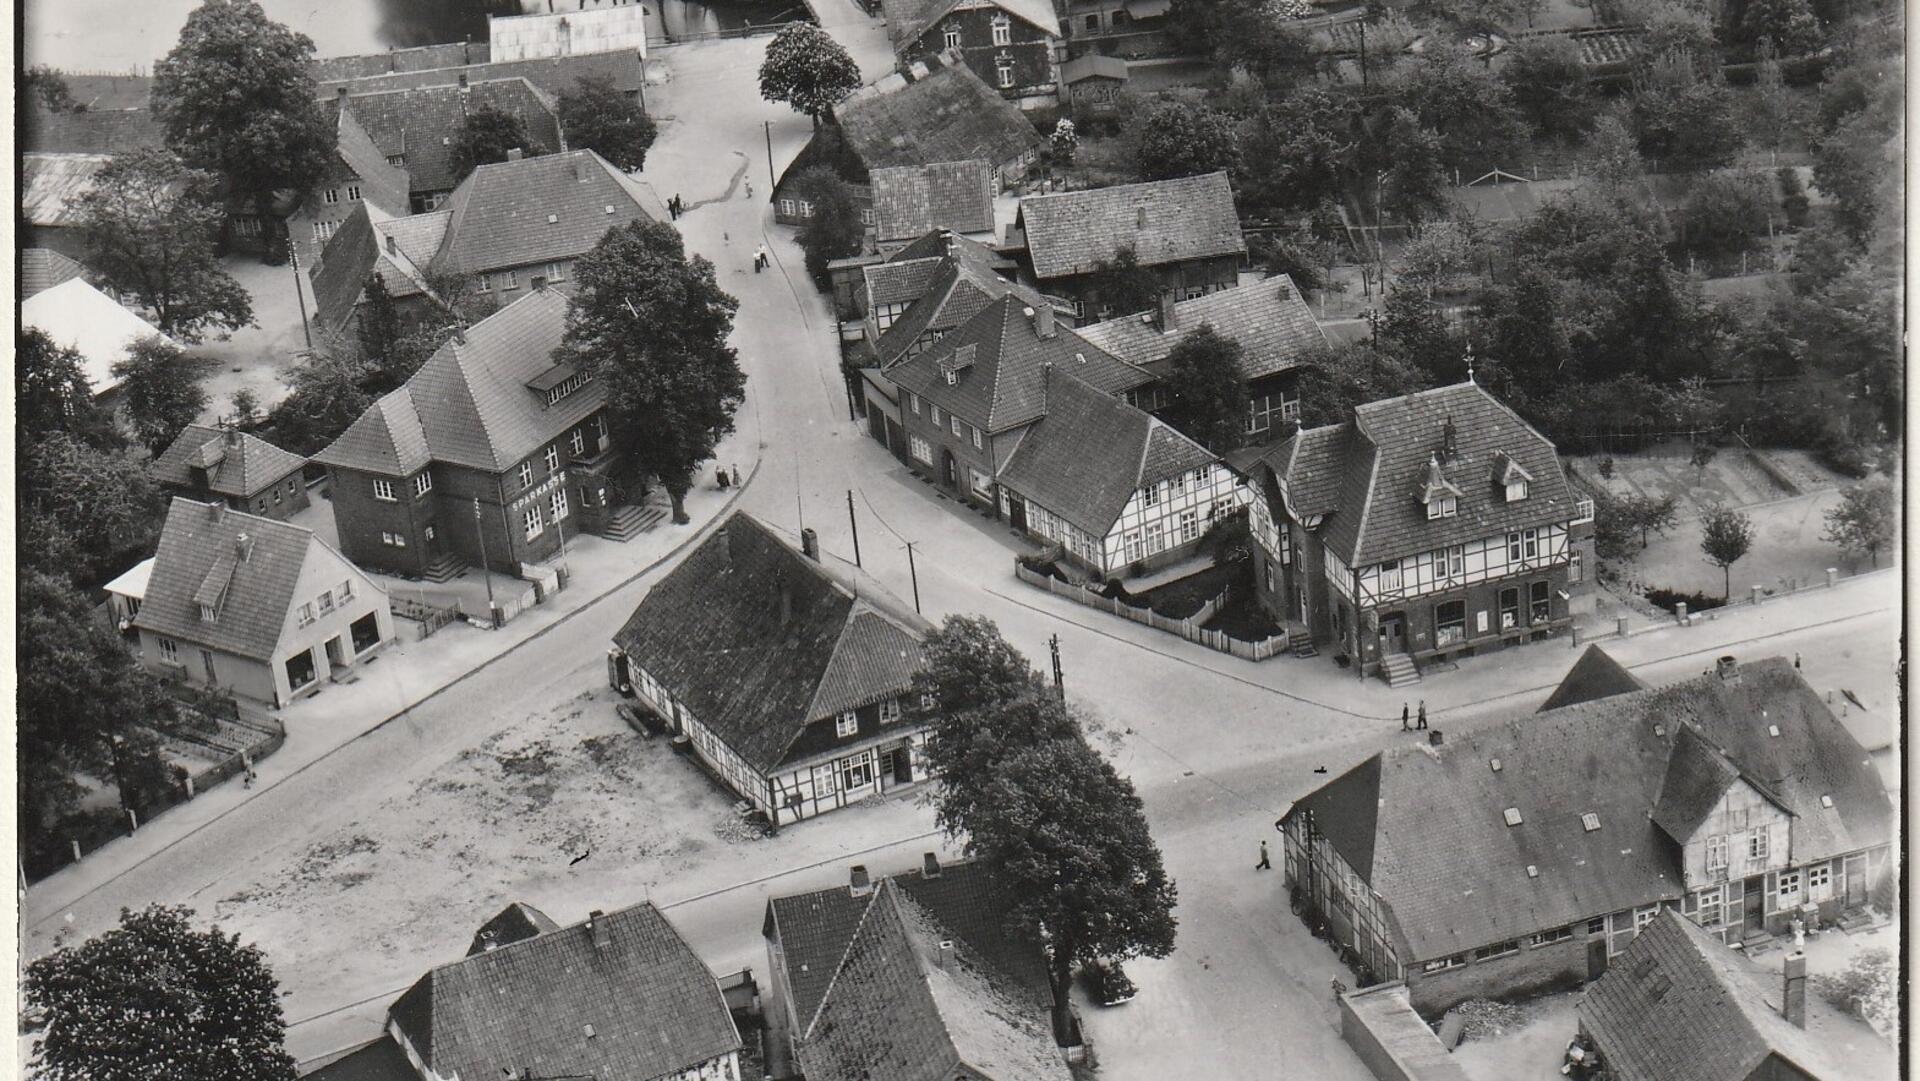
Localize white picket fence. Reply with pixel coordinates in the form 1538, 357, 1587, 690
1013, 562, 1289, 662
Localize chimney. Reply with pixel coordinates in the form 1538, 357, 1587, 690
1440, 415, 1457, 462
1156, 292, 1178, 333
935, 940, 955, 968
226, 426, 242, 446
849, 865, 873, 898
480, 930, 498, 951
1428, 729, 1444, 747
457, 71, 469, 90
207, 502, 225, 522
452, 325, 467, 344
336, 86, 349, 102
385, 234, 398, 256
234, 532, 254, 562
587, 909, 610, 950
507, 147, 525, 162
800, 527, 820, 561
1277, 278, 1292, 301
1716, 655, 1739, 680
1783, 951, 1807, 1027
922, 852, 942, 879
1030, 304, 1056, 340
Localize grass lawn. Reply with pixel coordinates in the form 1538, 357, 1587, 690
1134, 560, 1238, 619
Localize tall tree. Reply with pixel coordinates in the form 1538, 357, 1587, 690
556, 221, 746, 523
1698, 505, 1755, 599
25, 905, 297, 1081
792, 167, 865, 280
449, 105, 546, 183
1821, 478, 1895, 567
1375, 287, 1461, 382
1586, 108, 1645, 199
1162, 325, 1248, 452
1502, 34, 1592, 139
1087, 247, 1165, 321
1234, 88, 1354, 214
1389, 41, 1528, 174
1290, 342, 1430, 428
556, 74, 658, 172
22, 434, 169, 586
758, 22, 862, 126
1629, 51, 1745, 171
18, 328, 113, 451
355, 272, 404, 376
1739, 0, 1823, 55
151, 0, 336, 246
113, 336, 210, 456
1135, 99, 1241, 181
25, 65, 83, 112
263, 348, 376, 456
78, 149, 255, 343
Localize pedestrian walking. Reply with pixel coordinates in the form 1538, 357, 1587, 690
1401, 702, 1410, 731
1416, 700, 1427, 730
746, 179, 754, 198
1795, 651, 1802, 670
1256, 840, 1271, 870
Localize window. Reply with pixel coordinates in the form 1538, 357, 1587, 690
971, 425, 983, 450
780, 198, 797, 217
318, 590, 334, 614
1281, 398, 1301, 423
550, 488, 569, 522
1697, 886, 1724, 927
1378, 559, 1402, 593
1427, 495, 1457, 519
1634, 905, 1658, 932
1171, 472, 1187, 496
879, 699, 901, 724
158, 637, 179, 663
372, 478, 397, 501
323, 188, 340, 205
312, 220, 335, 242
944, 24, 962, 50
1422, 954, 1467, 973
840, 752, 875, 790
1508, 528, 1539, 562
860, 208, 876, 227
414, 472, 433, 497
1569, 549, 1583, 583
339, 579, 354, 601
1180, 508, 1200, 543
524, 505, 545, 540
547, 261, 569, 283
545, 444, 560, 472
1434, 545, 1465, 580
1706, 834, 1729, 872
836, 711, 859, 737
1506, 479, 1529, 502
478, 273, 493, 292
1499, 587, 1520, 630
996, 59, 1014, 88
1748, 829, 1769, 862
500, 269, 518, 290
346, 184, 361, 201
991, 13, 1012, 45
1144, 521, 1165, 554
519, 461, 535, 488
199, 603, 217, 623
234, 217, 260, 237
910, 435, 933, 464
1434, 601, 1465, 647
1473, 940, 1520, 961
423, 525, 435, 542
1142, 482, 1160, 507
930, 404, 942, 426
1191, 467, 1209, 489
571, 428, 586, 456
1529, 580, 1551, 623
1587, 917, 1607, 936
1807, 863, 1832, 899
969, 468, 994, 499
950, 415, 962, 437
544, 373, 590, 405
908, 392, 921, 415
797, 200, 814, 218
386, 154, 406, 166
1777, 870, 1801, 901
298, 603, 315, 627
1529, 926, 1574, 947
1085, 12, 1101, 30
380, 531, 408, 548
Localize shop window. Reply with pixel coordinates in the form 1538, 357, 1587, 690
1499, 587, 1519, 630
1530, 580, 1551, 623
1434, 600, 1465, 647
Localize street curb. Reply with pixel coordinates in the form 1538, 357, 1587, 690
26, 452, 768, 926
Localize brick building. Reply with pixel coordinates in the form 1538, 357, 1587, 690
288, 98, 412, 263
148, 425, 311, 521
882, 0, 1064, 107
334, 78, 566, 213
312, 286, 643, 581
1236, 380, 1595, 681
1280, 655, 1895, 1016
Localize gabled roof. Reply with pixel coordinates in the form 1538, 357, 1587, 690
132, 499, 355, 662
1060, 53, 1130, 83
1016, 172, 1246, 281
1582, 911, 1891, 1081
883, 0, 1062, 52
870, 248, 1057, 367
314, 49, 643, 102
611, 514, 930, 774
389, 902, 740, 1081
865, 256, 946, 309
869, 160, 996, 242
379, 209, 453, 269
149, 425, 308, 499
296, 1035, 416, 1081
22, 106, 165, 154
21, 277, 175, 395
21, 153, 112, 228
1073, 275, 1326, 382
312, 287, 584, 476
330, 105, 412, 215
21, 248, 86, 299
428, 149, 664, 277
1316, 382, 1579, 567
1539, 644, 1646, 712
1650, 726, 1753, 842
998, 369, 1218, 538
340, 79, 564, 195
465, 901, 561, 956
310, 205, 385, 335
838, 61, 1043, 172
1282, 659, 1894, 961
884, 293, 1150, 432
58, 73, 156, 112
310, 42, 490, 84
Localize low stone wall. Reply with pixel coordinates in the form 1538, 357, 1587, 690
1013, 561, 1288, 661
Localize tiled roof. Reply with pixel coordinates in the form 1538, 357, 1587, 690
998, 369, 1218, 538
149, 425, 308, 499
312, 287, 584, 475
22, 106, 164, 153
1582, 912, 1890, 1081
611, 513, 930, 774
21, 277, 173, 395
389, 902, 741, 1081
1016, 172, 1245, 281
839, 62, 1043, 172
1060, 53, 1129, 83
297, 1036, 416, 1081
21, 153, 111, 227
883, 0, 1061, 52
310, 205, 384, 335
131, 499, 341, 662
314, 50, 642, 103
21, 248, 86, 299
870, 251, 1057, 368
1283, 659, 1894, 961
888, 227, 1014, 268
465, 901, 561, 956
869, 160, 996, 242
429, 149, 664, 277
310, 42, 490, 84
1538, 644, 1646, 712
1074, 276, 1326, 383
331, 106, 412, 215
864, 256, 945, 308
379, 209, 452, 269
59, 73, 156, 112
884, 294, 1150, 433
1316, 382, 1579, 567
1649, 726, 1752, 842
340, 79, 563, 195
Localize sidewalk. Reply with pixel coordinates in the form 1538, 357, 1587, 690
26, 439, 764, 920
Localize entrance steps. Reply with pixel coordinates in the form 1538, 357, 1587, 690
420, 554, 466, 583
1288, 628, 1318, 658
601, 503, 667, 542
1380, 653, 1421, 688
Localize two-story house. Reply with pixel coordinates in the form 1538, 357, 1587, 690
763, 858, 1071, 1080
882, 0, 1064, 107
288, 96, 412, 263
1076, 275, 1329, 442
312, 286, 643, 582
307, 204, 444, 344
610, 513, 934, 829
1281, 654, 1895, 1016
862, 230, 1064, 366
336, 77, 566, 213
1013, 172, 1248, 320
1054, 0, 1172, 59
148, 425, 311, 521
132, 498, 395, 707
1236, 380, 1595, 683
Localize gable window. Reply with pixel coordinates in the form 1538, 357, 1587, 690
1427, 495, 1457, 519
519, 461, 535, 488
1747, 828, 1769, 862
996, 59, 1015, 88
1434, 600, 1465, 647
158, 637, 179, 663
199, 603, 217, 623
297, 602, 315, 627
1529, 580, 1551, 623
318, 590, 335, 615
836, 711, 859, 738
1581, 812, 1602, 832
323, 188, 340, 205
372, 478, 397, 501
346, 184, 362, 201
414, 472, 433, 497
944, 23, 962, 50
545, 444, 561, 472
991, 14, 1012, 45
1171, 472, 1187, 496
1506, 478, 1530, 502
1191, 467, 1209, 489
1705, 834, 1729, 871
780, 198, 797, 217
524, 505, 545, 540
571, 428, 586, 456
312, 220, 336, 242
339, 579, 354, 601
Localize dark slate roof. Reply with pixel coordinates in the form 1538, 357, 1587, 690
870, 248, 1057, 367
868, 160, 995, 242
149, 425, 308, 499
22, 106, 165, 153
59, 73, 156, 112
611, 514, 930, 774
1650, 726, 1753, 843
466, 901, 561, 956
888, 227, 1013, 268
1539, 644, 1647, 712
864, 256, 945, 309
315, 50, 642, 103
883, 293, 1150, 433
1016, 172, 1245, 281
1316, 381, 1580, 567
883, 0, 1061, 51
131, 499, 337, 662
1582, 911, 1890, 1081
310, 204, 384, 335
21, 248, 86, 299
838, 62, 1043, 172
310, 42, 490, 84
331, 105, 412, 215
428, 149, 664, 277
297, 1036, 416, 1081
998, 369, 1218, 537
1282, 659, 1893, 961
389, 902, 740, 1081
1074, 276, 1326, 383
340, 79, 563, 195
313, 287, 587, 475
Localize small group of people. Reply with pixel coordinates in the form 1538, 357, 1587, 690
1401, 700, 1428, 731
667, 193, 685, 220
753, 245, 770, 272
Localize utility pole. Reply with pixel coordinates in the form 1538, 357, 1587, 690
473, 497, 498, 625
904, 542, 921, 614
1358, 18, 1368, 91
1049, 634, 1064, 704
764, 120, 776, 188
288, 243, 314, 351
846, 489, 862, 567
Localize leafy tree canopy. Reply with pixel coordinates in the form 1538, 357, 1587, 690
759, 22, 861, 124
1629, 52, 1745, 171
18, 328, 114, 452
1135, 99, 1241, 181
793, 167, 865, 280
262, 348, 377, 456
1087, 247, 1165, 321
1821, 477, 1895, 567
113, 336, 210, 455
1233, 88, 1354, 213
1162, 324, 1248, 452
1503, 34, 1592, 139
22, 433, 169, 586
1387, 42, 1529, 174
557, 74, 658, 172
1698, 504, 1755, 598
26, 65, 83, 112
449, 105, 548, 183
1290, 342, 1431, 429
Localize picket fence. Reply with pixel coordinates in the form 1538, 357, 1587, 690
1013, 562, 1289, 662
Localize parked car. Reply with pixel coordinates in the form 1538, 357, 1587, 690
1087, 959, 1136, 1006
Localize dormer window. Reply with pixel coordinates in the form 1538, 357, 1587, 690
199, 603, 216, 622
1502, 807, 1523, 826
1496, 452, 1534, 503
1419, 453, 1462, 519
1506, 479, 1530, 502
836, 711, 859, 737
1427, 495, 1457, 520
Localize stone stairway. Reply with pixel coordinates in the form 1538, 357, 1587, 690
601, 503, 668, 542
1288, 628, 1318, 659
421, 553, 466, 583
1380, 653, 1422, 688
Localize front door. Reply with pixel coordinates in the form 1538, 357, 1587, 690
941, 448, 957, 488
1379, 613, 1406, 654
1844, 854, 1868, 906
891, 746, 913, 784
1008, 494, 1028, 531
1745, 876, 1767, 930
1587, 938, 1608, 979
324, 636, 346, 670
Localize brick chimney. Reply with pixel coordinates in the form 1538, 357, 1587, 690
1156, 292, 1178, 333
506, 147, 525, 162
1027, 304, 1055, 340
849, 865, 873, 898
235, 532, 254, 562
587, 909, 610, 951
922, 852, 942, 879
1716, 655, 1740, 681
1783, 951, 1807, 1027
935, 940, 955, 968
385, 234, 398, 256
800, 527, 819, 562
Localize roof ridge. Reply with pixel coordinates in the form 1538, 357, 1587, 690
1344, 431, 1382, 563
802, 881, 892, 1041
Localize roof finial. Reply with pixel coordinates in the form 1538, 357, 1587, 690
1463, 341, 1476, 384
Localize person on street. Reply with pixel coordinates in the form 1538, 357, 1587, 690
1416, 701, 1428, 730
1256, 840, 1271, 870
755, 245, 769, 271
1402, 703, 1410, 731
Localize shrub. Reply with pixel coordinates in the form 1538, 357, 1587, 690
1643, 587, 1725, 613
1813, 947, 1895, 1031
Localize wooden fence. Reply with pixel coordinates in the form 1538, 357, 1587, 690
1013, 562, 1289, 661
392, 595, 464, 638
